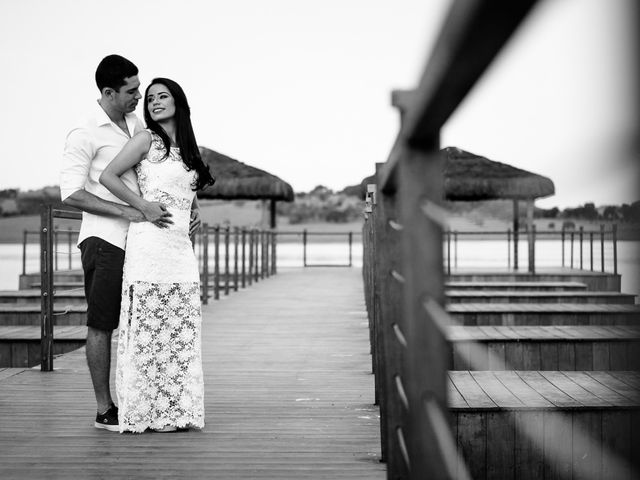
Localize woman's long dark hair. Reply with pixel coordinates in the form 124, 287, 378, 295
144, 77, 215, 190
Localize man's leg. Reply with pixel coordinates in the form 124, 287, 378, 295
86, 326, 113, 413
79, 237, 124, 420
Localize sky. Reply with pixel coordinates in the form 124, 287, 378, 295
0, 0, 637, 209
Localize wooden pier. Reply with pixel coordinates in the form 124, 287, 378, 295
0, 268, 385, 479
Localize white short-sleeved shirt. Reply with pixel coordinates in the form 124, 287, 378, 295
60, 101, 144, 250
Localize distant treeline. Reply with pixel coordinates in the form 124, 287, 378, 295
0, 187, 64, 216
535, 202, 640, 223
3, 186, 639, 226
276, 185, 363, 224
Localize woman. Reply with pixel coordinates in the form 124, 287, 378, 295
100, 78, 215, 433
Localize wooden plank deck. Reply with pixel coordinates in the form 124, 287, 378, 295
0, 267, 384, 479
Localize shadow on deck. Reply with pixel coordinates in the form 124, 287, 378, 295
0, 267, 384, 479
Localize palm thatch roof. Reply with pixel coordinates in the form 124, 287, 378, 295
442, 147, 554, 200
197, 147, 294, 201
359, 147, 554, 201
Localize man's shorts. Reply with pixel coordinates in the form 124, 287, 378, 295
79, 237, 125, 332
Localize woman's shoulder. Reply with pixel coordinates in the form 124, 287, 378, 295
125, 130, 152, 152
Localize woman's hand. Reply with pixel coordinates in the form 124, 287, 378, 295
142, 201, 174, 228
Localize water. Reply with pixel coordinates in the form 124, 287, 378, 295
2, 240, 638, 298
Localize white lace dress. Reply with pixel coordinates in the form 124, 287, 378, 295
116, 131, 205, 433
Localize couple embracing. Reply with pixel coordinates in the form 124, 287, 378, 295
60, 54, 214, 433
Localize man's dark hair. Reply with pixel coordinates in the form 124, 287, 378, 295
95, 54, 138, 92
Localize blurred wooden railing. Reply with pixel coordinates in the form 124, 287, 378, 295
362, 1, 538, 478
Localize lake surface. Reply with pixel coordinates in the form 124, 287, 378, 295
2, 240, 638, 299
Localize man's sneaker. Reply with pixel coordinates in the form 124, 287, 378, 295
95, 404, 119, 432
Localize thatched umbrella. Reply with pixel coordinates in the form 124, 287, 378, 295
197, 146, 294, 228
441, 147, 554, 201
359, 147, 554, 201
360, 147, 555, 270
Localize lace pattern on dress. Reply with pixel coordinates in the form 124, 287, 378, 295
145, 132, 183, 164
144, 189, 192, 210
116, 281, 205, 433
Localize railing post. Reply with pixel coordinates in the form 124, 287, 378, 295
529, 224, 536, 274
579, 226, 584, 270
233, 227, 239, 292
256, 230, 261, 281
526, 199, 535, 274
348, 231, 353, 267
67, 226, 73, 270
372, 171, 406, 475
248, 229, 254, 286
612, 223, 618, 275
201, 225, 209, 305
398, 147, 449, 478
446, 230, 451, 275
214, 226, 220, 300
54, 227, 59, 271
271, 231, 277, 274
40, 205, 54, 371
224, 226, 230, 296
561, 226, 565, 267
570, 231, 575, 269
600, 224, 605, 272
241, 228, 247, 287
507, 228, 511, 269
513, 199, 519, 270
454, 231, 458, 269
303, 229, 307, 267
22, 229, 27, 275
264, 231, 270, 278
590, 231, 594, 271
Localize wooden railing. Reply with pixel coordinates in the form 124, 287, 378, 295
363, 1, 539, 478
37, 207, 280, 370
39, 205, 82, 371
443, 225, 619, 275
198, 224, 277, 304
277, 230, 358, 267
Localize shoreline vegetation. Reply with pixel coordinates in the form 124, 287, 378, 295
1, 185, 639, 244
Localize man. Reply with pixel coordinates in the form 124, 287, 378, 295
60, 55, 176, 431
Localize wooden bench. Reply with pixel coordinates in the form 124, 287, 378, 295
0, 326, 87, 367
19, 270, 84, 290
447, 290, 636, 304
0, 305, 86, 326
449, 370, 640, 479
448, 303, 640, 326
446, 281, 588, 291
448, 326, 640, 370
0, 289, 87, 305
28, 281, 84, 291
448, 271, 622, 292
